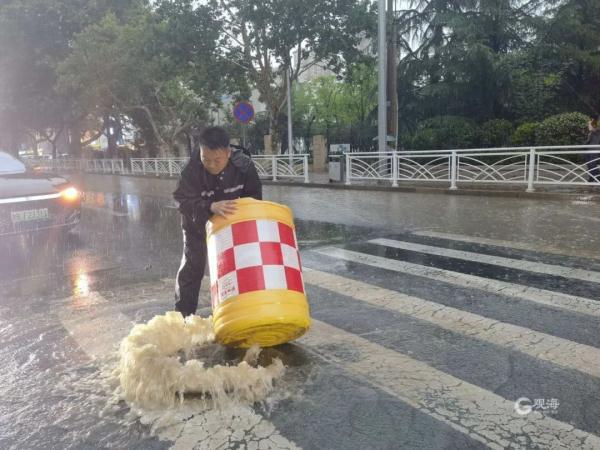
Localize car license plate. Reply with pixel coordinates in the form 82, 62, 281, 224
11, 208, 49, 223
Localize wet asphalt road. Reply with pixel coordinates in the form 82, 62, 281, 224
1, 177, 600, 449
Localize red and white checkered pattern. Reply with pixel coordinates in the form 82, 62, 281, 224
207, 219, 304, 307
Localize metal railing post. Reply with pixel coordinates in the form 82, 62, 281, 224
345, 152, 351, 185
169, 160, 173, 177
450, 151, 458, 190
272, 155, 277, 181
303, 155, 309, 183
526, 148, 536, 192
392, 152, 398, 187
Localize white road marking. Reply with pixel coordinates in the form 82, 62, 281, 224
369, 238, 600, 284
312, 247, 600, 318
153, 402, 300, 450
300, 320, 600, 450
412, 230, 600, 260
303, 268, 600, 379
57, 291, 134, 360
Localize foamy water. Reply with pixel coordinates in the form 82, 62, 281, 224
106, 311, 297, 448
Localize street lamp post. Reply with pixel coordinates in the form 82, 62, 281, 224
378, 0, 387, 155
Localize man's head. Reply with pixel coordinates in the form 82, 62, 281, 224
589, 119, 598, 131
199, 126, 231, 175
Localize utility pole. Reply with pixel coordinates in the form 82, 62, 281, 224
387, 0, 398, 151
378, 0, 387, 155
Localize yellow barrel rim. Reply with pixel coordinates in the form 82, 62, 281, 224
207, 198, 295, 235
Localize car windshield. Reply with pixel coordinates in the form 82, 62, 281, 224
0, 151, 26, 175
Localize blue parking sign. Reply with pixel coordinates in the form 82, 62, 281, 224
233, 101, 255, 124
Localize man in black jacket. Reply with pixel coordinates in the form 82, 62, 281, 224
586, 119, 600, 182
173, 126, 262, 316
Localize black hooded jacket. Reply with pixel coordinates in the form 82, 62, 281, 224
586, 129, 600, 146
173, 148, 262, 233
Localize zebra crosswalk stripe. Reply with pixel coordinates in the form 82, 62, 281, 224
412, 230, 600, 260
369, 238, 600, 284
312, 246, 600, 318
303, 267, 600, 379
300, 319, 600, 450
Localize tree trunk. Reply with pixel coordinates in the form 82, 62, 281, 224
68, 122, 82, 157
269, 112, 281, 154
104, 115, 118, 158
158, 142, 170, 158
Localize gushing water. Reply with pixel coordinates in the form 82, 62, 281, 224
114, 311, 285, 409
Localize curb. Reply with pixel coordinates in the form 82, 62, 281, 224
262, 180, 600, 203
78, 172, 600, 203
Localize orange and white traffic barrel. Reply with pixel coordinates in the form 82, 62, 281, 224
206, 198, 311, 348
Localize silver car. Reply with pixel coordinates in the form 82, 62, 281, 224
0, 152, 81, 236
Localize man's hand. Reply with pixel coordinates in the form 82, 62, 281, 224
210, 200, 237, 218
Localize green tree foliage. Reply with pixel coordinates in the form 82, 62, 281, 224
57, 5, 222, 156
511, 122, 537, 146
535, 112, 589, 146
481, 119, 514, 147
292, 64, 377, 151
393, 0, 599, 149
1, 0, 599, 156
0, 0, 144, 155
539, 0, 600, 118
409, 116, 480, 150
213, 0, 375, 150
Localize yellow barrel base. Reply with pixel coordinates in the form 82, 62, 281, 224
217, 322, 309, 348
213, 290, 310, 348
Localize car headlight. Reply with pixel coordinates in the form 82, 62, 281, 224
61, 187, 80, 202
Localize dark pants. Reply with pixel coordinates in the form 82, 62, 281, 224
175, 228, 207, 316
587, 153, 600, 182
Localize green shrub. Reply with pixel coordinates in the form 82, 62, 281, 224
409, 116, 480, 150
408, 128, 437, 150
535, 112, 589, 146
481, 119, 514, 147
511, 122, 538, 147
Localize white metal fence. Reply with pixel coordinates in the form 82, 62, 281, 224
23, 155, 310, 182
345, 145, 600, 191
24, 158, 125, 174
130, 158, 188, 177
251, 155, 309, 183
129, 155, 309, 182
24, 147, 600, 191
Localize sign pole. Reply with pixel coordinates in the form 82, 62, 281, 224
287, 67, 293, 167
233, 101, 255, 151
